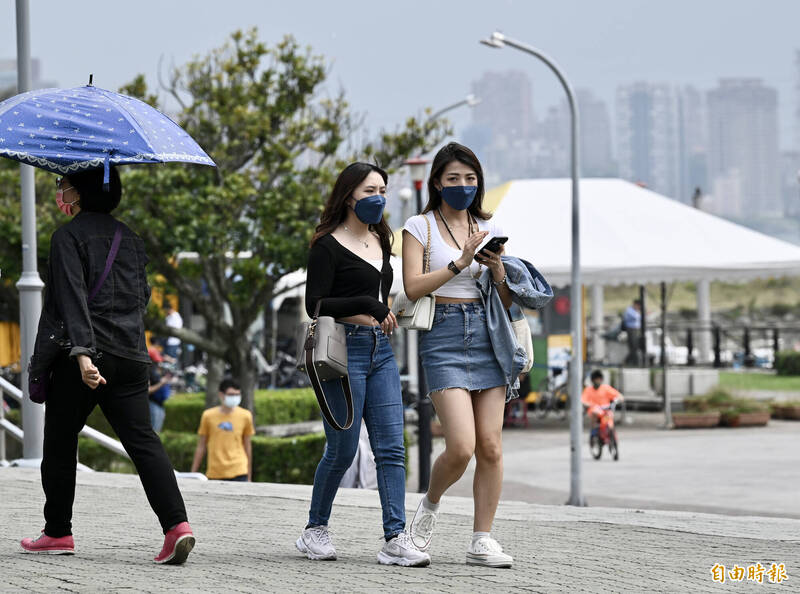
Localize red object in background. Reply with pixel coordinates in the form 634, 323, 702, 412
554, 295, 570, 316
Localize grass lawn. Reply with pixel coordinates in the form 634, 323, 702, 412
719, 371, 800, 392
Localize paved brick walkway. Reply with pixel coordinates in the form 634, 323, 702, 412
2, 468, 798, 592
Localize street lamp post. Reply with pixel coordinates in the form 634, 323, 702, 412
15, 0, 45, 464
481, 31, 585, 506
404, 157, 432, 492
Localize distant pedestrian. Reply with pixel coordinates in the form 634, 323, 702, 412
148, 347, 171, 432
190, 379, 254, 481
623, 299, 642, 365
163, 302, 183, 362
21, 167, 195, 564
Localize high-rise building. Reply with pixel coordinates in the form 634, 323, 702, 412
0, 58, 53, 94
470, 70, 534, 141
707, 79, 780, 218
465, 70, 536, 184
677, 86, 708, 204
616, 82, 680, 199
536, 89, 615, 178
795, 50, 800, 151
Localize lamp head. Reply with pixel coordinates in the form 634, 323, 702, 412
480, 31, 506, 48
465, 94, 482, 107
398, 187, 413, 202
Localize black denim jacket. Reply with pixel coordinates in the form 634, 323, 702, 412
34, 211, 151, 365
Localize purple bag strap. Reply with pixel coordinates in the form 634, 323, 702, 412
88, 223, 123, 304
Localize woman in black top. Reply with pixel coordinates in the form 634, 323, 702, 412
295, 163, 429, 567
20, 167, 195, 565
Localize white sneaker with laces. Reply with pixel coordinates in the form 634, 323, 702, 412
296, 525, 336, 560
466, 536, 513, 568
377, 531, 431, 567
409, 498, 438, 551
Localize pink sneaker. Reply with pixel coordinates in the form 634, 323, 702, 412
20, 531, 75, 555
153, 522, 195, 565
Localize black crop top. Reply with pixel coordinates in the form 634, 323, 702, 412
305, 234, 392, 321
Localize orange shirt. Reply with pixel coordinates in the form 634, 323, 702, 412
581, 384, 621, 408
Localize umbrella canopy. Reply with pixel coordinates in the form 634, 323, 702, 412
0, 84, 214, 177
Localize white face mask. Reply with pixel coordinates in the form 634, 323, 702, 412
223, 394, 241, 408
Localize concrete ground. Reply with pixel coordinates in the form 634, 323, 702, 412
409, 413, 800, 519
2, 468, 798, 593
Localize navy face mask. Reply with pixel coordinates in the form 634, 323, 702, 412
440, 185, 478, 210
352, 194, 386, 224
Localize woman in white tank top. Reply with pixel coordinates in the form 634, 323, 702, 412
401, 142, 515, 568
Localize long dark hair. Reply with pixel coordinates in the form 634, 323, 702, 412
423, 142, 491, 220
311, 162, 392, 253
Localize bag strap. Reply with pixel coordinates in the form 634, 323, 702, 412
423, 214, 431, 274
88, 223, 123, 304
303, 316, 354, 430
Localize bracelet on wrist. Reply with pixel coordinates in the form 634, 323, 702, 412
492, 273, 507, 287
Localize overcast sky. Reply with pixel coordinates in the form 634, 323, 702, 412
2, 0, 799, 149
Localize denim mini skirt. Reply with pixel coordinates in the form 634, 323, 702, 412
419, 302, 506, 396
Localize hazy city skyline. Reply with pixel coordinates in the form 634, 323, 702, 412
1, 0, 800, 149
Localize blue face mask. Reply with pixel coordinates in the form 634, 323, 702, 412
352, 194, 386, 224
440, 185, 478, 210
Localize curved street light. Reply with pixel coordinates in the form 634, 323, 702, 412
480, 31, 585, 506
427, 94, 482, 123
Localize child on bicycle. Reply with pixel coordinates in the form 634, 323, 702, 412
581, 370, 624, 427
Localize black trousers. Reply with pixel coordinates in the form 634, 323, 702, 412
41, 352, 187, 537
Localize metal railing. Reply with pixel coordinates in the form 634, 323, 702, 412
1, 375, 206, 479
1, 375, 130, 466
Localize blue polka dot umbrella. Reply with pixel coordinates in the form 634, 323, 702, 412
0, 82, 215, 184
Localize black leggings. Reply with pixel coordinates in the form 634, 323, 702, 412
41, 352, 187, 537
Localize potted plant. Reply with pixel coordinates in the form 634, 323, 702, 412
720, 398, 770, 427
673, 392, 723, 429
770, 400, 800, 420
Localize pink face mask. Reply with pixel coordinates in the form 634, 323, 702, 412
55, 188, 77, 216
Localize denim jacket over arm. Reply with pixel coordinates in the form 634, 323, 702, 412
477, 257, 553, 401
33, 211, 152, 367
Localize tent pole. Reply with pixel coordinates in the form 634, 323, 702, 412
661, 282, 672, 428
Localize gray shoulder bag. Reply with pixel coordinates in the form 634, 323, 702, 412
296, 300, 354, 430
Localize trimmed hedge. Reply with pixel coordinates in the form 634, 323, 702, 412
775, 350, 800, 376
78, 430, 326, 484
86, 388, 319, 436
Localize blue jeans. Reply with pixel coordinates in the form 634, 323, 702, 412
149, 400, 165, 433
308, 324, 406, 539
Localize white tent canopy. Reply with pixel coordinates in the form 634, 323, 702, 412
485, 179, 800, 286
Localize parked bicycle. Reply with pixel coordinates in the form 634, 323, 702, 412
532, 367, 569, 420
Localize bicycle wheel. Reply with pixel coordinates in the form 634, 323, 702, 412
589, 432, 602, 459
609, 430, 619, 461
553, 386, 569, 420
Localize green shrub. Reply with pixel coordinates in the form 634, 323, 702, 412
684, 387, 736, 412
775, 351, 800, 376
86, 388, 320, 436
77, 430, 327, 484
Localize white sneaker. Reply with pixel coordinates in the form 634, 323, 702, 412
409, 498, 438, 551
296, 525, 336, 560
466, 536, 513, 568
377, 531, 431, 567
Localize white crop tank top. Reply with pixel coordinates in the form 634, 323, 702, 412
403, 211, 504, 298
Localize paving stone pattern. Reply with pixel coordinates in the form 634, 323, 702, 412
2, 469, 798, 593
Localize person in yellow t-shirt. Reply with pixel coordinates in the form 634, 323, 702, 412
191, 379, 255, 481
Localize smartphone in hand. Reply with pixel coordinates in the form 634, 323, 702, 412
478, 236, 508, 257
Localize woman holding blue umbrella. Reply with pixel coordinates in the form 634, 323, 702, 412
20, 166, 195, 565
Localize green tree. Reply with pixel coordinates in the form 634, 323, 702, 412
117, 29, 449, 409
